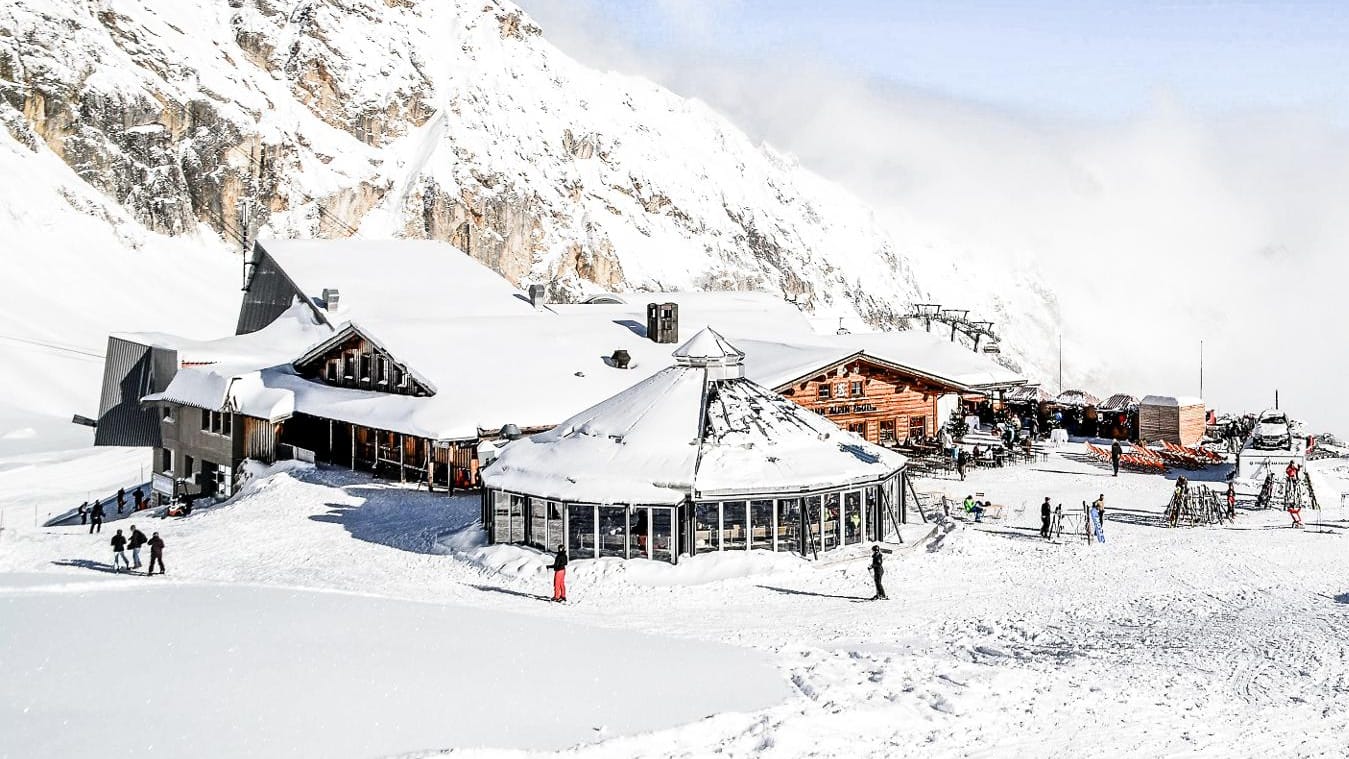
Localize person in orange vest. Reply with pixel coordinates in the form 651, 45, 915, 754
549, 544, 568, 602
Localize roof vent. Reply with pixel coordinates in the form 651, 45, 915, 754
321, 288, 340, 313
528, 284, 546, 309
610, 349, 631, 369
500, 423, 523, 440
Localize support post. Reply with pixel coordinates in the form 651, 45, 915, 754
399, 433, 406, 483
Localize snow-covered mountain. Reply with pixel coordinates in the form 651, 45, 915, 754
0, 0, 1055, 445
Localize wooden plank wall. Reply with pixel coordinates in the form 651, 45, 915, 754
778, 359, 945, 445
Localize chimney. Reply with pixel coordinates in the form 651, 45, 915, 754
610, 349, 631, 369
646, 302, 679, 344
321, 288, 340, 313
528, 284, 546, 309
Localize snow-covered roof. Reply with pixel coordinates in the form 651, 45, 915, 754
1054, 389, 1101, 407
1098, 393, 1140, 413
256, 239, 542, 326
482, 330, 905, 505
1141, 395, 1204, 408
739, 329, 1022, 393
1004, 385, 1054, 404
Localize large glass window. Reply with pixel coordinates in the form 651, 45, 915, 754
491, 491, 512, 544
507, 494, 525, 543
865, 486, 881, 542
567, 504, 596, 559
721, 501, 747, 550
776, 498, 802, 553
529, 497, 547, 548
822, 492, 841, 551
804, 496, 822, 556
693, 502, 719, 554
546, 501, 564, 551
651, 508, 674, 563
844, 491, 862, 545
598, 506, 627, 558
629, 507, 650, 559
750, 500, 774, 550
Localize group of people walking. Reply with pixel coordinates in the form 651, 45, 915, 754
109, 525, 166, 575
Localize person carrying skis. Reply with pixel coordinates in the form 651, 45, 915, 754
1039, 497, 1052, 538
549, 544, 568, 602
147, 532, 166, 575
128, 525, 148, 570
869, 545, 888, 600
89, 500, 104, 534
110, 529, 130, 573
1110, 440, 1123, 477
1090, 496, 1106, 543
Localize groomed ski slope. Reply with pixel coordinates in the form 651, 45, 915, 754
1, 444, 1347, 758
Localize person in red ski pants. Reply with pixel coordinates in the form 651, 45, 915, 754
550, 545, 568, 602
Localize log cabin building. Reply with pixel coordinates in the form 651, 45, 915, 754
92, 239, 1022, 508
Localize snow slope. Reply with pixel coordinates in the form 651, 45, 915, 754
1, 444, 1346, 757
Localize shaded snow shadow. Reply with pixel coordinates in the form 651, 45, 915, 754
469, 584, 554, 603
308, 486, 479, 556
51, 559, 125, 575
1334, 593, 1349, 605
756, 585, 872, 601
971, 525, 1054, 543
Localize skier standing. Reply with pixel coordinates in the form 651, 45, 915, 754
110, 529, 130, 573
1090, 496, 1107, 543
89, 500, 104, 534
869, 545, 887, 600
147, 533, 166, 575
549, 544, 568, 602
1110, 440, 1123, 477
128, 525, 148, 570
1039, 497, 1052, 538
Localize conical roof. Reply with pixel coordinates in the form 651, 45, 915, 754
482, 329, 906, 505
672, 327, 745, 366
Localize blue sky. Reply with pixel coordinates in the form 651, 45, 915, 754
560, 0, 1349, 121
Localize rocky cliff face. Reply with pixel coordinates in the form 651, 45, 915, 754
1, 0, 949, 329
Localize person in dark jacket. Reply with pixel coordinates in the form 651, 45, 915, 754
111, 529, 130, 573
955, 448, 968, 481
89, 500, 104, 534
147, 533, 166, 576
78, 502, 88, 525
116, 487, 126, 514
1039, 497, 1052, 538
869, 545, 887, 600
128, 526, 148, 570
550, 545, 568, 602
1110, 440, 1123, 476
133, 487, 144, 511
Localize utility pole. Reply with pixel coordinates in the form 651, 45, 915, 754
1058, 333, 1063, 395
1199, 339, 1204, 399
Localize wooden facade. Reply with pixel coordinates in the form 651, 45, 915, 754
775, 356, 961, 445
293, 327, 432, 397
1139, 401, 1206, 446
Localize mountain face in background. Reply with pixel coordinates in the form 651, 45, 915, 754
0, 0, 1057, 442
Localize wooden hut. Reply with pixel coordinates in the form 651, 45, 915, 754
1139, 396, 1206, 446
1096, 393, 1139, 440
1053, 390, 1100, 436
